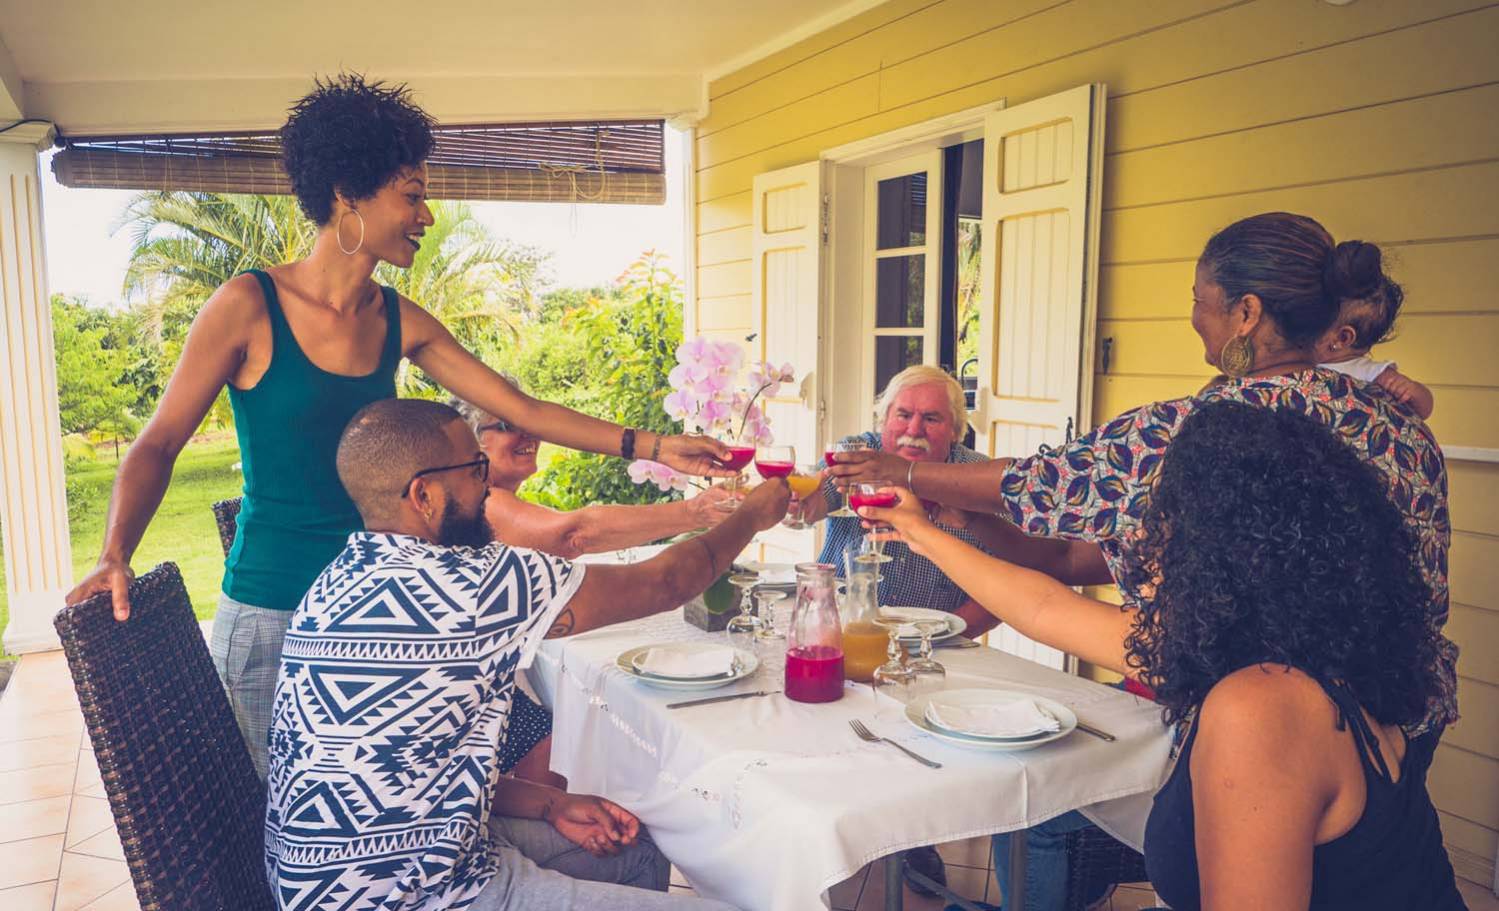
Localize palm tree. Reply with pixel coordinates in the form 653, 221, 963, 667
119, 192, 315, 338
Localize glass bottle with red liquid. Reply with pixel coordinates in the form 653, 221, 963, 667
784, 562, 844, 703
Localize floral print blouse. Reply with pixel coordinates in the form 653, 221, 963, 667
997, 368, 1456, 732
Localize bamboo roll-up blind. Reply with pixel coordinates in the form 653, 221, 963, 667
51, 120, 666, 204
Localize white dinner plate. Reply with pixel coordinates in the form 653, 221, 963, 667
904, 689, 1077, 751
615, 645, 760, 691
879, 606, 967, 644
917, 688, 1070, 741
629, 642, 742, 680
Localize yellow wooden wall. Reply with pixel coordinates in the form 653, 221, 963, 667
691, 0, 1499, 886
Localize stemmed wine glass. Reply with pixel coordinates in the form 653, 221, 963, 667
725, 571, 764, 651
783, 464, 822, 529
824, 439, 869, 517
754, 445, 795, 482
848, 481, 897, 565
752, 588, 789, 655
905, 619, 949, 699
714, 434, 758, 511
870, 615, 915, 709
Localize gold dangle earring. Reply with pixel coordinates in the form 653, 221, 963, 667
336, 209, 365, 256
1219, 335, 1255, 379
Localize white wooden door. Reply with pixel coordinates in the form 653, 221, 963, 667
750, 160, 826, 564
974, 83, 1107, 669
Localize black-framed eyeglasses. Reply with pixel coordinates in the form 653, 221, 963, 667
477, 419, 513, 435
401, 453, 489, 497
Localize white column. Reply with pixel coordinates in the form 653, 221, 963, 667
0, 122, 70, 654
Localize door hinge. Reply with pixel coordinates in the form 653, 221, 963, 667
820, 193, 831, 246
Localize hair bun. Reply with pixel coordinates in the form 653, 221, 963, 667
1323, 239, 1385, 302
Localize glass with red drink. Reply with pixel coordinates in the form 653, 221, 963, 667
713, 437, 758, 511
849, 482, 898, 565
754, 445, 795, 480
825, 439, 869, 517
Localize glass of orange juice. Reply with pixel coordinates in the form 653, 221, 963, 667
783, 465, 823, 529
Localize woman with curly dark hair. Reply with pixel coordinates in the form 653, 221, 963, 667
64, 74, 730, 779
865, 402, 1466, 910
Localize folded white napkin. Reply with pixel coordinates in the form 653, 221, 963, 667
925, 696, 1061, 737
636, 644, 737, 679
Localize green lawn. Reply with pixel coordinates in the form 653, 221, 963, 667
0, 436, 245, 649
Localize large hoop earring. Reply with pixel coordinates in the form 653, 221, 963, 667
336, 210, 365, 256
1219, 335, 1255, 378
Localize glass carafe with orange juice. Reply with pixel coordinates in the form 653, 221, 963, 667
841, 557, 888, 684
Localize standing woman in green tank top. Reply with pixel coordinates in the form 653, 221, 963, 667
64, 75, 730, 778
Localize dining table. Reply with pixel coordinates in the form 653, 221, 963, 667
524, 549, 1173, 910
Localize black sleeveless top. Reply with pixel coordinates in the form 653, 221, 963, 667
1143, 677, 1467, 911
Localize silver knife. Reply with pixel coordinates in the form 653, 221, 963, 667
666, 690, 779, 710
1075, 721, 1115, 742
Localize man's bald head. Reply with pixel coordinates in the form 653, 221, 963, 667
337, 398, 471, 524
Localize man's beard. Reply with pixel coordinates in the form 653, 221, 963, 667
437, 497, 494, 548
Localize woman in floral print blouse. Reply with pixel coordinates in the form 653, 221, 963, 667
831, 211, 1455, 735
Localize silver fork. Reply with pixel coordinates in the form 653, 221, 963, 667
849, 719, 942, 769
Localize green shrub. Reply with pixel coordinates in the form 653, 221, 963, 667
501, 252, 686, 510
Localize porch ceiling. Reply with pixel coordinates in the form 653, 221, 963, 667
0, 0, 883, 133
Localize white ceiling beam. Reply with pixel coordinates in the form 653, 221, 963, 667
27, 73, 705, 135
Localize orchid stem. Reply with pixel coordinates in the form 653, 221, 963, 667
736, 379, 775, 442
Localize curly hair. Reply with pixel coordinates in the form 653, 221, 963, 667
280, 73, 436, 225
1121, 401, 1440, 729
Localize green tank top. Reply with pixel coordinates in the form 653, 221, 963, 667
221, 269, 402, 610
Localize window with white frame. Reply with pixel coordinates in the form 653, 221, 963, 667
863, 152, 941, 406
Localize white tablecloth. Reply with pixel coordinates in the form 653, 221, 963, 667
527, 601, 1171, 911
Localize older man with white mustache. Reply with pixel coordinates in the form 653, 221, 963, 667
803, 365, 1001, 639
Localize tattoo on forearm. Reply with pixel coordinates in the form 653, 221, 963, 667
547, 608, 576, 639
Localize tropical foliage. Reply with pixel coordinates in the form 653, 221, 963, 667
492, 252, 685, 510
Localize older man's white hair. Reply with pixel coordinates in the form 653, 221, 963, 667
873, 364, 970, 432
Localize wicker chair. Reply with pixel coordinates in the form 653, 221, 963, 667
1064, 824, 1152, 910
54, 562, 275, 911
212, 496, 242, 557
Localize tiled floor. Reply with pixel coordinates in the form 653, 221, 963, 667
4, 645, 1498, 911
0, 650, 134, 910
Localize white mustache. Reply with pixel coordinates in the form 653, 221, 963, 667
895, 436, 930, 451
